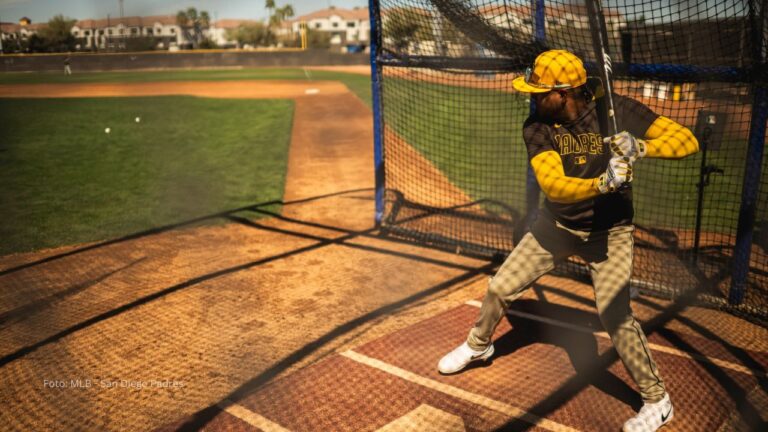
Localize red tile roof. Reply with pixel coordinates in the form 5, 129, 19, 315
212, 19, 260, 29
295, 7, 368, 22
1, 22, 46, 32
479, 4, 532, 16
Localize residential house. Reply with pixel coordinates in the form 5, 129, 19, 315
289, 6, 369, 47
0, 18, 46, 52
479, 3, 625, 37
71, 16, 183, 50
207, 19, 259, 48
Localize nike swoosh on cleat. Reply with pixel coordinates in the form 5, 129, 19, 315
471, 351, 487, 359
661, 407, 672, 422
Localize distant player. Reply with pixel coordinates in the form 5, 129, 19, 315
64, 55, 72, 75
437, 50, 699, 432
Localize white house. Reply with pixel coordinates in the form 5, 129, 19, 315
0, 15, 190, 51
289, 6, 369, 46
479, 4, 534, 36
0, 18, 46, 51
71, 15, 183, 50
479, 3, 625, 36
206, 19, 260, 48
551, 4, 625, 34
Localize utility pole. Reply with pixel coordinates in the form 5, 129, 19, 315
118, 0, 125, 51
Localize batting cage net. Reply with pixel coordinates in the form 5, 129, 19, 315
370, 0, 768, 323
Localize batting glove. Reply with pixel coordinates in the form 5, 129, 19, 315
596, 155, 633, 194
605, 131, 647, 163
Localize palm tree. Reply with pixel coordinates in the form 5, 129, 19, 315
269, 4, 295, 29
265, 0, 276, 23
279, 5, 295, 20
176, 9, 193, 46
176, 7, 211, 48
176, 10, 188, 29
197, 11, 210, 41
185, 7, 198, 25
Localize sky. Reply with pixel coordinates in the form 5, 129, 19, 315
0, 0, 369, 23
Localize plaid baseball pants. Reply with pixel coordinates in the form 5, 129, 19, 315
467, 211, 666, 403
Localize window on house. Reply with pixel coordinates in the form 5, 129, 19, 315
332, 22, 339, 28
84, 30, 90, 36
99, 30, 104, 35
108, 29, 113, 35
171, 28, 176, 34
147, 28, 153, 35
347, 22, 355, 28
315, 23, 321, 29
73, 31, 79, 36
156, 28, 163, 34
119, 29, 124, 35
131, 28, 138, 34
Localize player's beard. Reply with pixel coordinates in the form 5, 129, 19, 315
536, 100, 568, 122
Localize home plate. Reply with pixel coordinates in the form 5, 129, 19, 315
305, 88, 320, 95
376, 404, 465, 432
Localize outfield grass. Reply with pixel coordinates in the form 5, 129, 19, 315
384, 77, 531, 217
0, 68, 374, 107
0, 96, 293, 255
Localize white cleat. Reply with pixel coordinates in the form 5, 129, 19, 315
437, 342, 494, 374
623, 393, 674, 432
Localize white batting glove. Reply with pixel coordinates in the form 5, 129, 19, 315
604, 131, 647, 163
596, 155, 633, 194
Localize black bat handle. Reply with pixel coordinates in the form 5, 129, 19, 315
585, 0, 618, 136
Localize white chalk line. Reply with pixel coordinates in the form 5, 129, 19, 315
217, 399, 293, 432
341, 350, 580, 432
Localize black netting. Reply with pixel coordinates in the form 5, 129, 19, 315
752, 127, 768, 313
372, 0, 767, 322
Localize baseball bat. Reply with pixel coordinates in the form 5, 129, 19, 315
584, 0, 618, 136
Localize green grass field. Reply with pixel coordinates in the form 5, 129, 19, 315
0, 67, 373, 256
383, 78, 531, 218
0, 96, 294, 255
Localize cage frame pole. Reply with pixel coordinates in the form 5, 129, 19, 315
730, 0, 767, 304
369, 0, 385, 226
730, 86, 768, 304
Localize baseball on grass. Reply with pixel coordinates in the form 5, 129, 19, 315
105, 127, 111, 134
135, 117, 141, 123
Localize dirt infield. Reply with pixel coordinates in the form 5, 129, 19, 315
1, 80, 766, 431
0, 80, 351, 99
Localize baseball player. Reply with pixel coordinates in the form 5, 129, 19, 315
437, 49, 699, 432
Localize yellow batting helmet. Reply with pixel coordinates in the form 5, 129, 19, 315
512, 49, 588, 93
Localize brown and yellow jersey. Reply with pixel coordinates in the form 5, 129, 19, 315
524, 94, 658, 231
